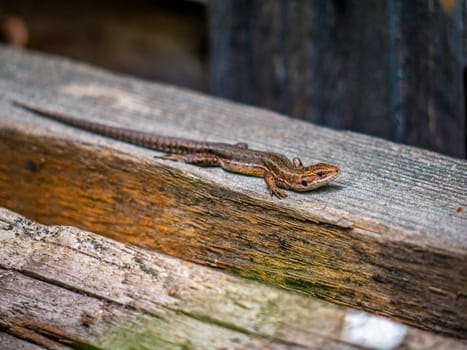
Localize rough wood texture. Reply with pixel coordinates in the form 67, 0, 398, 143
210, 0, 466, 158
0, 46, 466, 338
1, 208, 465, 349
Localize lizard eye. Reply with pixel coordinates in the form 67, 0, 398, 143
317, 172, 326, 178
301, 180, 308, 187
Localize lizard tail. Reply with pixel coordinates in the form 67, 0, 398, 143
13, 100, 208, 154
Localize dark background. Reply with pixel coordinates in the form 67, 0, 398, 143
1, 0, 465, 158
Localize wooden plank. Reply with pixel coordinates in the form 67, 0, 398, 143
0, 46, 466, 337
1, 207, 465, 349
210, 0, 466, 158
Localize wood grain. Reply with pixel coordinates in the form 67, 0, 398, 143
1, 207, 465, 349
0, 46, 466, 338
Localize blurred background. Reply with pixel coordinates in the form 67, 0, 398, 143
0, 0, 465, 158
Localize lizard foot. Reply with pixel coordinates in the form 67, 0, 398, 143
264, 171, 287, 199
270, 187, 287, 199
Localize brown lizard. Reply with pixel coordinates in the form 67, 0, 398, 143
13, 101, 341, 199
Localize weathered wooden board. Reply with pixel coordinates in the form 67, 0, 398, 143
1, 207, 465, 349
0, 46, 466, 337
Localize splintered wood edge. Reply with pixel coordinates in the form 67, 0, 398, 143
1, 207, 465, 349
0, 127, 466, 339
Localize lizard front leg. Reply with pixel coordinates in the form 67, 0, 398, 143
216, 159, 284, 198
264, 171, 287, 199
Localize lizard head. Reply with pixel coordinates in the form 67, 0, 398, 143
282, 163, 341, 192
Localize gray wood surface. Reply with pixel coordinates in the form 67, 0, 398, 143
1, 207, 465, 349
0, 46, 464, 250
0, 46, 466, 337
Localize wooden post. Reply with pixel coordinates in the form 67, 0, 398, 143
210, 0, 466, 158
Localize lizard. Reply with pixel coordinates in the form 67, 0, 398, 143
13, 100, 341, 199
